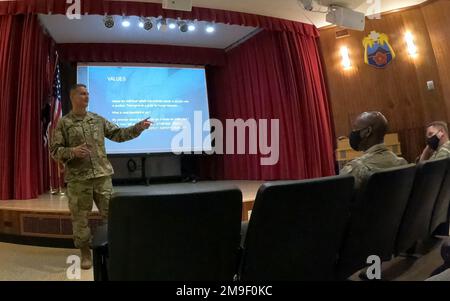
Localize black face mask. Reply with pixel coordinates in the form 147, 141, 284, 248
427, 134, 440, 151
349, 129, 364, 151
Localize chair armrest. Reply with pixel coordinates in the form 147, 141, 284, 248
92, 224, 108, 249
92, 224, 109, 281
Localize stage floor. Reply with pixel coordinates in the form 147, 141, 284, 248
0, 180, 262, 211
0, 181, 263, 242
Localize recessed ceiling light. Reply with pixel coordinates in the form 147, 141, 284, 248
122, 17, 130, 28
206, 24, 215, 33
188, 23, 196, 31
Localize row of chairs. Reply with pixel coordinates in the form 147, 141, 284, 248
92, 158, 450, 281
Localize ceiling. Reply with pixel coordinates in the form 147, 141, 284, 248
38, 0, 428, 48
113, 0, 428, 27
38, 15, 257, 49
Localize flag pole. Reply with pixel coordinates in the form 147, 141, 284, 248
57, 162, 65, 195
48, 147, 57, 195
48, 51, 63, 196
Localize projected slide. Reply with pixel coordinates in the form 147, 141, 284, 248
77, 64, 211, 154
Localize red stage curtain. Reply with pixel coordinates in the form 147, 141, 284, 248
0, 0, 318, 36
0, 14, 54, 200
57, 43, 226, 66
205, 30, 335, 180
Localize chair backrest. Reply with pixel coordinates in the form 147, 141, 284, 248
337, 164, 416, 280
396, 158, 448, 254
239, 175, 354, 281
430, 158, 450, 234
107, 184, 242, 281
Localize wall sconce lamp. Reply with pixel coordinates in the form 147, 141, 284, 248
340, 46, 351, 69
405, 31, 418, 56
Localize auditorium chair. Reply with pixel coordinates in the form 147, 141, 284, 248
92, 185, 242, 281
337, 164, 416, 280
396, 158, 448, 254
429, 158, 450, 236
238, 175, 354, 281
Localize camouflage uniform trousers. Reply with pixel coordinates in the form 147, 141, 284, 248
67, 176, 113, 248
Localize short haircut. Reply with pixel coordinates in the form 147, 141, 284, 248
70, 84, 87, 95
427, 121, 449, 135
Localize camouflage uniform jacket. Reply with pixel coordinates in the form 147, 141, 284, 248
50, 111, 144, 182
430, 141, 450, 160
340, 143, 408, 188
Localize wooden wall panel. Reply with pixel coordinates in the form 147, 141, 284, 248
319, 0, 448, 162
422, 0, 450, 121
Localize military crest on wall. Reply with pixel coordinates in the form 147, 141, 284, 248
363, 31, 396, 68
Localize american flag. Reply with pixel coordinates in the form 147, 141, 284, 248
46, 57, 64, 191
45, 60, 62, 145
51, 63, 62, 131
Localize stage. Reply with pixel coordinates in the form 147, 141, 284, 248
0, 181, 263, 245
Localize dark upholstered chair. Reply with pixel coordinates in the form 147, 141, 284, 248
337, 165, 416, 279
239, 175, 354, 281
396, 159, 447, 254
93, 184, 242, 281
429, 158, 450, 235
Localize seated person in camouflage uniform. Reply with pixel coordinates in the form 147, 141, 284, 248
419, 121, 450, 162
419, 122, 450, 275
50, 84, 152, 270
340, 112, 408, 188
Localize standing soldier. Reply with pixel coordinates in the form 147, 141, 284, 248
50, 84, 152, 269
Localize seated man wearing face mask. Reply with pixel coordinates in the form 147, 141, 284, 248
419, 121, 450, 162
340, 111, 408, 188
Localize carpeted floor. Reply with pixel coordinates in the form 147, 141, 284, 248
0, 242, 93, 281
0, 238, 448, 281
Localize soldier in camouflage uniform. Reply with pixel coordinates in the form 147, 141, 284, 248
50, 84, 152, 269
419, 122, 450, 276
419, 121, 450, 162
340, 112, 408, 188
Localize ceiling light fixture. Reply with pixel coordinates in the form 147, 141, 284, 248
206, 23, 215, 33
103, 15, 114, 29
188, 22, 196, 32
157, 18, 168, 32
142, 17, 153, 31
169, 20, 177, 30
121, 16, 131, 28
178, 21, 188, 33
